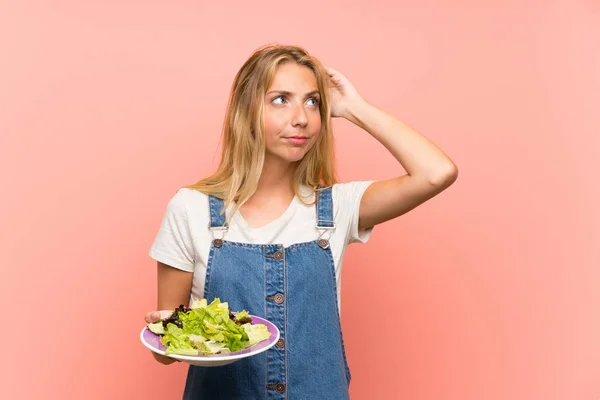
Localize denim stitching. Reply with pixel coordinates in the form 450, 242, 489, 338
264, 250, 269, 400
216, 239, 323, 251
324, 246, 352, 385
316, 186, 335, 228
283, 248, 289, 399
208, 195, 228, 229
203, 243, 216, 300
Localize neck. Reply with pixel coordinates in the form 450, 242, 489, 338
255, 155, 296, 197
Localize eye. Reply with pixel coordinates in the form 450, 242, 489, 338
272, 95, 286, 105
307, 97, 320, 107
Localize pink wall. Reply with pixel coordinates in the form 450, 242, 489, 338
2, 1, 598, 399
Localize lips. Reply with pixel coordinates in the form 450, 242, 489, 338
285, 136, 308, 145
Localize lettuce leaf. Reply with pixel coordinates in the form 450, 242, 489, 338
150, 298, 271, 356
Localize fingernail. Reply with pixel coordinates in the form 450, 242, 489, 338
152, 312, 159, 320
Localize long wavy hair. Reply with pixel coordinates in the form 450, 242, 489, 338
184, 44, 337, 217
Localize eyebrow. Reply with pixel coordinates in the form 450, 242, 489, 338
266, 90, 321, 98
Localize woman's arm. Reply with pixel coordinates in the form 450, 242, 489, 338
145, 262, 193, 365
346, 101, 457, 230
157, 261, 193, 310
326, 68, 458, 230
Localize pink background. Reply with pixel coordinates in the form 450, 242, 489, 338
1, 1, 599, 399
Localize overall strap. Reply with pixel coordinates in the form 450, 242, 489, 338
208, 195, 228, 230
316, 186, 335, 229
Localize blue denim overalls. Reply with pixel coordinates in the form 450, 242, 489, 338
182, 187, 351, 399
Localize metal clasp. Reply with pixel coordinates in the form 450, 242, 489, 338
208, 224, 228, 239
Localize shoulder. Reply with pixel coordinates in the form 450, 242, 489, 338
332, 181, 375, 208
175, 187, 209, 202
332, 181, 374, 193
164, 188, 210, 219
330, 181, 376, 244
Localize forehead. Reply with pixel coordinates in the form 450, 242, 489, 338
268, 62, 318, 91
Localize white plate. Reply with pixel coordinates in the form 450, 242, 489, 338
140, 315, 280, 367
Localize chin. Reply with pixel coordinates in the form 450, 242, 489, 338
283, 153, 307, 163
289, 147, 313, 161
267, 149, 308, 164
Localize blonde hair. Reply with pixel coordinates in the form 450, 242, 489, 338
184, 44, 337, 217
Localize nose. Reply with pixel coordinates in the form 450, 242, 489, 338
291, 103, 308, 127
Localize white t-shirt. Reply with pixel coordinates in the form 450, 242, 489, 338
149, 181, 374, 311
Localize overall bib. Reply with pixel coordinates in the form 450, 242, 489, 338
182, 187, 351, 399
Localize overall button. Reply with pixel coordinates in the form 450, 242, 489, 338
275, 383, 286, 393
275, 383, 285, 393
275, 338, 285, 348
318, 239, 329, 249
213, 239, 223, 248
273, 293, 284, 304
273, 250, 283, 260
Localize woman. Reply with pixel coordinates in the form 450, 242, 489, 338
145, 44, 458, 399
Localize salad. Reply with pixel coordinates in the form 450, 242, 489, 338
147, 298, 271, 356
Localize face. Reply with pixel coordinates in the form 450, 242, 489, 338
263, 62, 322, 164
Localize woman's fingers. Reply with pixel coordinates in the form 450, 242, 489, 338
152, 352, 179, 365
145, 311, 158, 323
326, 67, 342, 79
144, 310, 174, 323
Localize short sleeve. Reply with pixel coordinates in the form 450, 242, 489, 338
149, 189, 195, 272
333, 181, 375, 244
